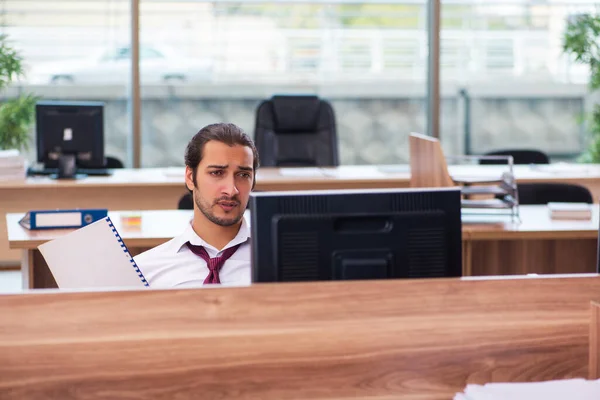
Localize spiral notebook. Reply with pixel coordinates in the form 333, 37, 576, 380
38, 217, 149, 289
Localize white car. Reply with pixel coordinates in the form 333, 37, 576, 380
28, 45, 213, 85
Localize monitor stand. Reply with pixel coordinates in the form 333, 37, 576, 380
51, 154, 87, 180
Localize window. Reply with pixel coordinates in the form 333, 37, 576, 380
3, 0, 131, 167
139, 1, 429, 167
441, 1, 595, 160
7, 1, 586, 167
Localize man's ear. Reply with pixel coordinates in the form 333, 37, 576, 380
185, 166, 196, 191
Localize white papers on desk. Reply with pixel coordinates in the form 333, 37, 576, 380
0, 149, 26, 180
377, 165, 410, 174
454, 379, 600, 400
529, 162, 592, 175
278, 167, 323, 177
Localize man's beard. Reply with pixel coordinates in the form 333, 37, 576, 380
194, 191, 244, 227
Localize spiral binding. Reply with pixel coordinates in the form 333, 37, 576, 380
105, 216, 149, 287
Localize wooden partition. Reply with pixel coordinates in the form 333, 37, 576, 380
591, 301, 600, 380
2, 275, 600, 399
409, 132, 455, 188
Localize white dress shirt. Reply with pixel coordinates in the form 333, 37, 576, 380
134, 213, 251, 288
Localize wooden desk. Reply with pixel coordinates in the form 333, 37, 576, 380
462, 206, 599, 276
590, 301, 600, 380
1, 275, 600, 399
2, 163, 600, 266
7, 205, 599, 289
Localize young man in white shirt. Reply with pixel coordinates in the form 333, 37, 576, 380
134, 122, 259, 287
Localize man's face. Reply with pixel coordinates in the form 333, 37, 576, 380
185, 140, 254, 227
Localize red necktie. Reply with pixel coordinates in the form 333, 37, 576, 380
186, 242, 242, 284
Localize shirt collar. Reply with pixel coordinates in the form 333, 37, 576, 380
173, 211, 251, 254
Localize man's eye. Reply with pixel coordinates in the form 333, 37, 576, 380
210, 170, 223, 176
239, 172, 251, 178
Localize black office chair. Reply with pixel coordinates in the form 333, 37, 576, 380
517, 183, 593, 205
480, 149, 550, 165
178, 193, 194, 210
254, 95, 339, 167
85, 156, 124, 169
105, 156, 124, 168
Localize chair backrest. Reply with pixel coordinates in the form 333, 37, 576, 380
409, 133, 455, 188
254, 95, 338, 167
480, 149, 549, 165
597, 208, 600, 274
517, 183, 593, 205
82, 156, 124, 169
178, 193, 194, 210
105, 156, 124, 168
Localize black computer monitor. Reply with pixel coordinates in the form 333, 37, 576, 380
36, 101, 105, 172
250, 187, 462, 283
597, 202, 600, 273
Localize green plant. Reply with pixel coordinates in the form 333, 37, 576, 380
563, 13, 600, 163
0, 34, 38, 151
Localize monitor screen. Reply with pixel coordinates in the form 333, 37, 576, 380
250, 187, 462, 283
36, 101, 105, 168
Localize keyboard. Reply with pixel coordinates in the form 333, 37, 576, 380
27, 167, 113, 177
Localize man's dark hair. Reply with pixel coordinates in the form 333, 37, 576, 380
185, 123, 259, 191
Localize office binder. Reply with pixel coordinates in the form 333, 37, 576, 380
38, 216, 149, 289
19, 208, 108, 230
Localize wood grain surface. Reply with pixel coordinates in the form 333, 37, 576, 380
591, 301, 600, 380
468, 239, 598, 275
409, 133, 456, 188
1, 275, 600, 399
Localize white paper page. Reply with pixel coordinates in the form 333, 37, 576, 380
529, 162, 592, 175
0, 149, 19, 158
38, 218, 148, 289
456, 379, 600, 400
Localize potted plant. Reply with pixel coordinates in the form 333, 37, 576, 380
563, 13, 600, 163
0, 34, 38, 152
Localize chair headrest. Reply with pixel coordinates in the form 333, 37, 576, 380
271, 95, 321, 133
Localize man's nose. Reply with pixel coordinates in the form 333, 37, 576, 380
222, 175, 240, 196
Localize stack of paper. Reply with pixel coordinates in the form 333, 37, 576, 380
0, 149, 26, 181
548, 202, 593, 220
454, 378, 600, 400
